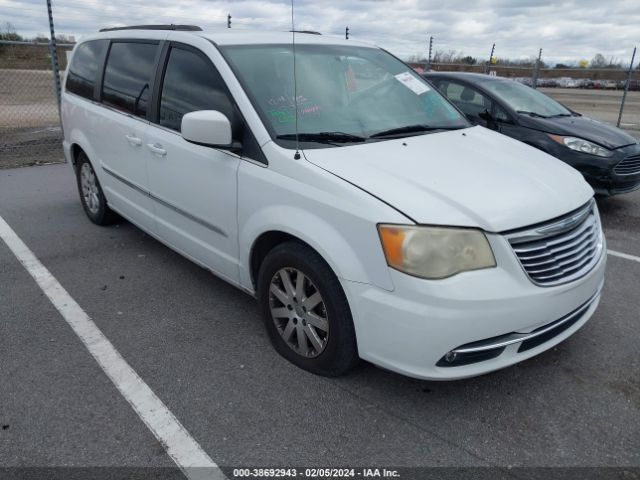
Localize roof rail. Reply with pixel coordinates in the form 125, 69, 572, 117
99, 24, 202, 32
289, 30, 322, 35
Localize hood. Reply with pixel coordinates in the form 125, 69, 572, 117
303, 126, 593, 232
518, 114, 638, 150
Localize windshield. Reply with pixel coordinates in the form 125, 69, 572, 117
219, 44, 469, 148
481, 79, 572, 117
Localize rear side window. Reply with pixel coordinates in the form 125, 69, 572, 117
159, 47, 236, 132
102, 42, 158, 117
66, 40, 107, 99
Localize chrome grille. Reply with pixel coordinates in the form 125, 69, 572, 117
506, 200, 603, 287
614, 154, 640, 176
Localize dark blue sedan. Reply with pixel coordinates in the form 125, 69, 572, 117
423, 72, 640, 196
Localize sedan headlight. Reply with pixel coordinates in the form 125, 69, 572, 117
549, 135, 612, 157
377, 225, 496, 279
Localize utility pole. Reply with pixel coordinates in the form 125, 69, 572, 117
532, 48, 543, 89
485, 43, 495, 74
46, 0, 62, 126
345, 26, 349, 40
617, 46, 637, 127
427, 36, 433, 71
227, 14, 231, 28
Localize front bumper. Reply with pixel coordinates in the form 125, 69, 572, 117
344, 233, 606, 380
437, 286, 600, 367
550, 143, 640, 196
592, 179, 640, 196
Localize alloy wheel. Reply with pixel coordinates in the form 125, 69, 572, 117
80, 162, 100, 215
269, 268, 329, 358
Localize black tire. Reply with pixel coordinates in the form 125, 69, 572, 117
75, 152, 119, 225
257, 241, 359, 377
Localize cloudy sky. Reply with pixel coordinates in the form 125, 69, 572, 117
1, 0, 638, 64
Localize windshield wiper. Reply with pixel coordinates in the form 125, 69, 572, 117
369, 124, 461, 139
547, 113, 573, 118
276, 132, 367, 143
516, 110, 549, 118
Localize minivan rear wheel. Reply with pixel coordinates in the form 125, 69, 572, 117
76, 152, 118, 225
257, 241, 359, 376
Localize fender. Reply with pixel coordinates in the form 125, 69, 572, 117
239, 204, 395, 293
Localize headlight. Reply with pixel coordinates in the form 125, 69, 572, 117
549, 135, 612, 157
377, 225, 496, 279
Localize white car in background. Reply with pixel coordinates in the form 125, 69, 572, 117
61, 26, 606, 380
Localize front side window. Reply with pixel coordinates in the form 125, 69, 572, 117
220, 44, 468, 148
493, 104, 512, 123
159, 47, 236, 132
66, 40, 108, 99
480, 79, 572, 117
102, 42, 158, 117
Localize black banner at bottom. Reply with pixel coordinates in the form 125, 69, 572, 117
0, 467, 638, 480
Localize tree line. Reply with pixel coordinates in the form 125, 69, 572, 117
0, 21, 75, 44
409, 49, 636, 69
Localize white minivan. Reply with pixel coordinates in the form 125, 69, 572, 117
61, 25, 606, 380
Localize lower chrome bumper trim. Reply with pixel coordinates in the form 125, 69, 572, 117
451, 286, 602, 355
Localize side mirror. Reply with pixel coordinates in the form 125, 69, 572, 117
181, 110, 234, 148
478, 109, 493, 122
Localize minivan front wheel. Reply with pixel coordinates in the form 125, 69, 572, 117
257, 241, 359, 376
269, 267, 329, 358
76, 152, 118, 225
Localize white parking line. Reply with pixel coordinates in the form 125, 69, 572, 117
608, 249, 640, 264
0, 215, 224, 480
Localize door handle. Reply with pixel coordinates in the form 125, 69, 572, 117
125, 134, 142, 146
147, 143, 167, 157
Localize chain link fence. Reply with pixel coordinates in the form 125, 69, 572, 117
0, 40, 72, 168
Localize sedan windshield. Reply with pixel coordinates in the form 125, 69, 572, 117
220, 44, 469, 148
481, 79, 572, 117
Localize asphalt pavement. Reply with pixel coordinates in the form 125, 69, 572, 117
0, 163, 639, 478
